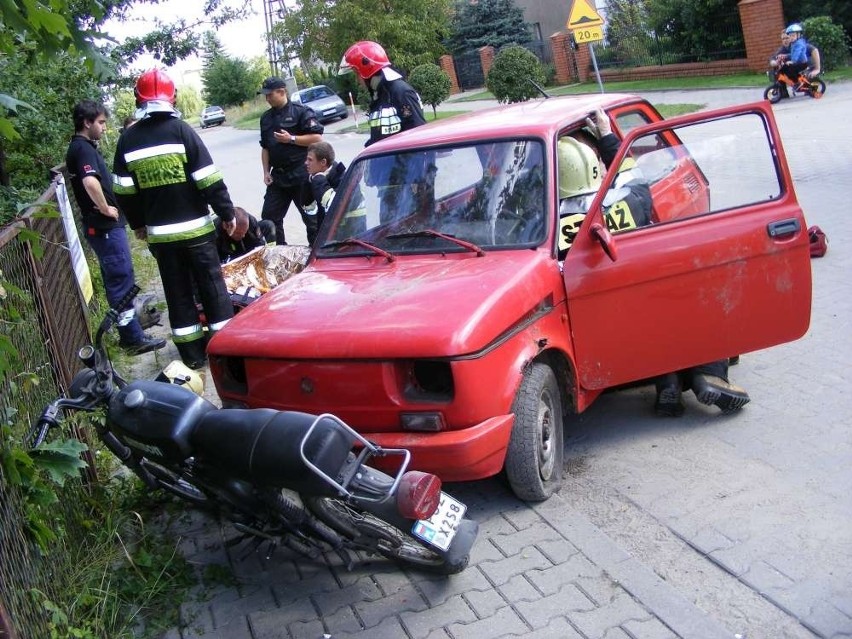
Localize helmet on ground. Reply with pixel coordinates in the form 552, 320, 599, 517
785, 23, 803, 34
135, 68, 176, 106
558, 137, 602, 199
338, 41, 391, 79
156, 360, 204, 396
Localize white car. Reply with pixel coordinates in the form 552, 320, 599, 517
200, 106, 226, 129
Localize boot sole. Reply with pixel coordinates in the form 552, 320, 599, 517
655, 387, 684, 417
695, 384, 750, 414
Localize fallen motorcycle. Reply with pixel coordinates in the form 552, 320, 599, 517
27, 286, 478, 574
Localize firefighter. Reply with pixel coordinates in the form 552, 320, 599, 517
112, 68, 237, 369
338, 40, 426, 147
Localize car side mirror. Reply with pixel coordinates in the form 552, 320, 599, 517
590, 223, 618, 262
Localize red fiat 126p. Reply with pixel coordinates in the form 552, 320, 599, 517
208, 94, 812, 502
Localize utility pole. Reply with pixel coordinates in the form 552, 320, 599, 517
263, 0, 288, 77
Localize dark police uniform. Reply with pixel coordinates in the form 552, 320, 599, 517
259, 102, 324, 245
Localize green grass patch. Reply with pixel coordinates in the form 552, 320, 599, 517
334, 110, 467, 134
656, 104, 705, 117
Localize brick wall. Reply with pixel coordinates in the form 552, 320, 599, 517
601, 59, 751, 82
479, 46, 495, 77
738, 0, 786, 72
439, 54, 461, 94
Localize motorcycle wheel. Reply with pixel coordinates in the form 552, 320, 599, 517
763, 84, 783, 104
810, 79, 826, 99
305, 496, 468, 575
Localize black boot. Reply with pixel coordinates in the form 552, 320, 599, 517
654, 373, 684, 417
691, 374, 750, 414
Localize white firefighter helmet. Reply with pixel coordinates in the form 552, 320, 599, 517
558, 137, 602, 199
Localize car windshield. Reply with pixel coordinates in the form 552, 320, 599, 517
300, 87, 333, 102
317, 140, 547, 257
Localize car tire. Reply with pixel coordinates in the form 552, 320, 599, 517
505, 362, 564, 502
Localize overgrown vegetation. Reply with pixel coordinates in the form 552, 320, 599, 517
802, 16, 851, 71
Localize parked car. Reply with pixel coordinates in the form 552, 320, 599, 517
200, 105, 226, 129
208, 94, 812, 502
290, 85, 348, 123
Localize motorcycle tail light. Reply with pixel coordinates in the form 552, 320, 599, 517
397, 471, 442, 520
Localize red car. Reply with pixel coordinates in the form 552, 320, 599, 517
209, 95, 811, 501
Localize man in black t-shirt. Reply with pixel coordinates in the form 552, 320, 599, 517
65, 100, 164, 355
258, 77, 324, 245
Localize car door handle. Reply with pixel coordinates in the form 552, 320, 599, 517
767, 218, 800, 238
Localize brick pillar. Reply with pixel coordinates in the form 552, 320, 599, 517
551, 32, 573, 84
479, 45, 496, 78
738, 0, 786, 72
439, 54, 461, 94
574, 42, 592, 83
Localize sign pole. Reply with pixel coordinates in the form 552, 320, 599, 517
589, 43, 605, 93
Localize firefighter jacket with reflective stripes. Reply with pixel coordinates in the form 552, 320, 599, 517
112, 114, 234, 244
365, 75, 426, 147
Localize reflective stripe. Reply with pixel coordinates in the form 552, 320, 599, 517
125, 143, 186, 164
344, 208, 367, 218
191, 165, 218, 182
192, 164, 224, 190
320, 189, 335, 210
112, 174, 137, 195
172, 323, 204, 343
147, 214, 215, 244
117, 308, 135, 327
208, 318, 231, 332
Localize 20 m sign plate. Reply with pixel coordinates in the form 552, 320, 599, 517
574, 26, 604, 44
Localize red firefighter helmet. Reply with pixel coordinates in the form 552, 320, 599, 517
339, 40, 391, 79
134, 68, 176, 106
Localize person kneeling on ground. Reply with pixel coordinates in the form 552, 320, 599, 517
304, 141, 346, 236
214, 206, 275, 263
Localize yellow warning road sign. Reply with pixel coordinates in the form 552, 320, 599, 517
567, 0, 604, 30
574, 25, 604, 44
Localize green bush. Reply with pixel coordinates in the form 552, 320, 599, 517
485, 45, 547, 104
803, 16, 850, 72
410, 64, 451, 117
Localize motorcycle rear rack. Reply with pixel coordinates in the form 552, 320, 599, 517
299, 413, 412, 502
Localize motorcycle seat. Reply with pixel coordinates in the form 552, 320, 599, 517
192, 408, 357, 490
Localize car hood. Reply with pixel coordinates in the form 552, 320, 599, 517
211, 251, 561, 360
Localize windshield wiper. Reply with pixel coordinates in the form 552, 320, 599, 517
386, 229, 485, 256
320, 238, 396, 262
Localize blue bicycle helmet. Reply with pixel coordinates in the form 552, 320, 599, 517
785, 23, 803, 34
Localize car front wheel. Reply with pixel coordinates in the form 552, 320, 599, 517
505, 362, 564, 502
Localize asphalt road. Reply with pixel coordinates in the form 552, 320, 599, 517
175, 84, 852, 638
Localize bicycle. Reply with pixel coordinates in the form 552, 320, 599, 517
764, 69, 826, 104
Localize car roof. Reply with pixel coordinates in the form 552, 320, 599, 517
362, 93, 651, 154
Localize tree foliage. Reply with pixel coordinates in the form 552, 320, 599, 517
444, 0, 532, 55
273, 0, 452, 74
485, 45, 546, 104
783, 0, 852, 51
802, 16, 850, 71
410, 64, 451, 116
646, 0, 745, 62
202, 56, 257, 107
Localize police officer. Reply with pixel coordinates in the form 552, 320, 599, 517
338, 40, 426, 147
258, 77, 324, 245
65, 99, 165, 355
112, 69, 236, 369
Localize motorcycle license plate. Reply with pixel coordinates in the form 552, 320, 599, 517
411, 492, 467, 551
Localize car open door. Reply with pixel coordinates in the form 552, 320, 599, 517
562, 101, 812, 390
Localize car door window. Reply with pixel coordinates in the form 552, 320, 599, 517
626, 113, 780, 223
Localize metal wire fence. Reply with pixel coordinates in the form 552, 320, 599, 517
0, 174, 95, 638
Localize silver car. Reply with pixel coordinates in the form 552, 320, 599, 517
291, 85, 348, 123
200, 106, 226, 129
